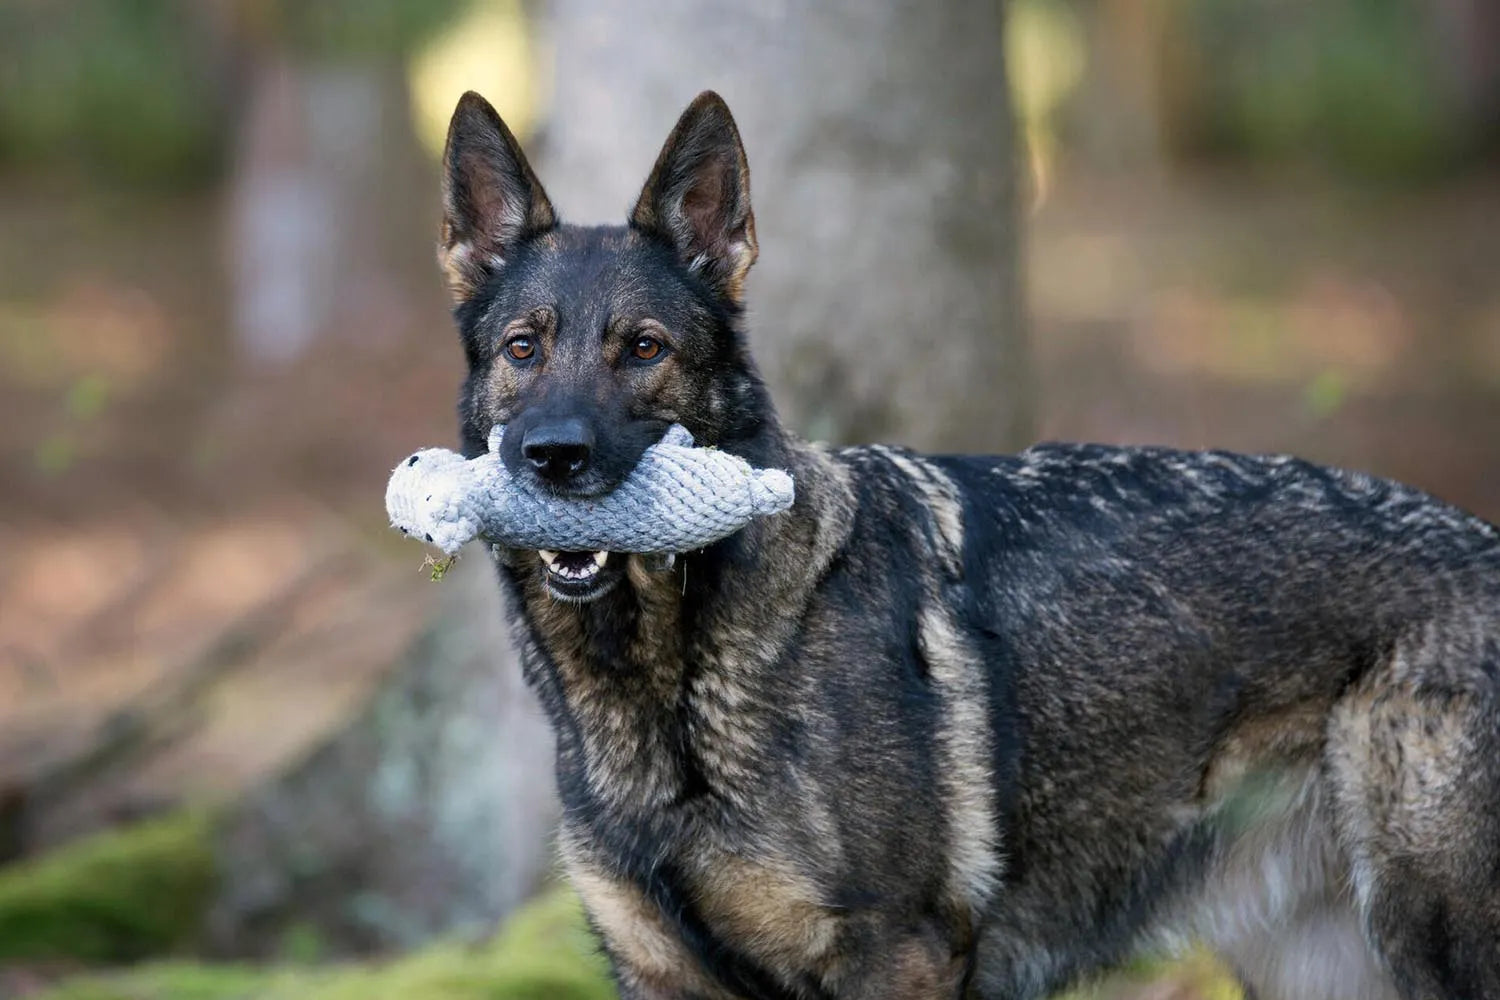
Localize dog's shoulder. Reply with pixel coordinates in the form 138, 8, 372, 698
822, 438, 1500, 643
914, 440, 1497, 555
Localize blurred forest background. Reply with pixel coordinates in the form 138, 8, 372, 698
1, 1, 1498, 997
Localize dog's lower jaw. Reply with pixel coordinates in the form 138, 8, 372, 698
544, 576, 621, 604
538, 549, 622, 602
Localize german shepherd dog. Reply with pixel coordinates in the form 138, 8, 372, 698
435, 90, 1500, 999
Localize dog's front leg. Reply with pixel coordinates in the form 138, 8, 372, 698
591, 915, 738, 1000
825, 922, 975, 1000
568, 860, 739, 1000
610, 963, 734, 1000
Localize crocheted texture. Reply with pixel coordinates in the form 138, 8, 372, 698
386, 424, 795, 556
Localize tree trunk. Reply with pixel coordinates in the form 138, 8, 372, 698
209, 0, 1029, 956
538, 0, 1031, 451
208, 555, 558, 957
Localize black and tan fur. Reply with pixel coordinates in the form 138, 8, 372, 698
433, 90, 1500, 999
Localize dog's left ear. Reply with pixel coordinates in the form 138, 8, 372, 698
439, 91, 556, 304
631, 91, 758, 304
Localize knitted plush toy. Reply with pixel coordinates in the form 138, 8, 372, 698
385, 424, 795, 557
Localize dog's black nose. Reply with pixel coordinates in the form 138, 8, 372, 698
522, 418, 594, 483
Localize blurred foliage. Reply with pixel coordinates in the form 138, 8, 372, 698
0, 0, 228, 186
408, 0, 541, 155
40, 964, 272, 1000
1007, 0, 1087, 201
3, 0, 1487, 187
0, 810, 215, 963
0, 0, 473, 187
1302, 368, 1350, 420
1166, 0, 1472, 179
247, 0, 473, 60
1054, 949, 1243, 1000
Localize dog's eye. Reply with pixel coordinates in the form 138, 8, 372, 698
505, 335, 535, 362
631, 336, 664, 362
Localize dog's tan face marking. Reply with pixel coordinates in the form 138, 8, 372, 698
479, 305, 554, 423
471, 287, 701, 459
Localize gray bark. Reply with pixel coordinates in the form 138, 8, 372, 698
538, 0, 1031, 451
208, 555, 557, 956
226, 57, 433, 365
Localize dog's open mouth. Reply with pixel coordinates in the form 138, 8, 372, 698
538, 549, 621, 602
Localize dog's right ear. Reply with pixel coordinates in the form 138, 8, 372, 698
439, 92, 555, 304
630, 91, 757, 305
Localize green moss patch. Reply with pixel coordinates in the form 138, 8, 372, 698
0, 810, 216, 964
32, 889, 615, 1000
1052, 948, 1243, 1000
36, 963, 273, 1000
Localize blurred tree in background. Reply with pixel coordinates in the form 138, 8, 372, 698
0, 0, 469, 188
7, 0, 1495, 192
0, 1, 228, 187
1009, 0, 1500, 183
1162, 0, 1500, 178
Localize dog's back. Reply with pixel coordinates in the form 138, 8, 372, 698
865, 441, 1500, 999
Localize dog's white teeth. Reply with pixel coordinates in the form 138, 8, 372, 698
539, 549, 559, 566
592, 551, 608, 568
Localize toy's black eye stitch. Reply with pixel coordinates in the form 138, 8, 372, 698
505, 334, 535, 362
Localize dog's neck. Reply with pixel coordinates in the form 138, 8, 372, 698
509, 421, 856, 815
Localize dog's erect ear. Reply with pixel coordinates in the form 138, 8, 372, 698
439, 92, 555, 303
630, 91, 757, 303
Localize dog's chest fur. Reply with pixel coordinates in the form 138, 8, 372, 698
500, 446, 1028, 1000
510, 531, 820, 813
504, 452, 984, 1000
515, 576, 844, 997
500, 447, 874, 993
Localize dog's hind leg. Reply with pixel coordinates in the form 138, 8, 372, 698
1326, 637, 1500, 1000
1190, 766, 1399, 1000
1218, 899, 1400, 1000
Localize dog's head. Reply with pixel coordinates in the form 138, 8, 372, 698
439, 90, 771, 600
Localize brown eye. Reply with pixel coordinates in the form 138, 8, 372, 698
632, 336, 664, 361
506, 335, 535, 361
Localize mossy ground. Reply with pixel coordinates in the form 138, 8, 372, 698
2, 812, 1238, 1000
0, 810, 215, 964
30, 889, 614, 1000
1052, 949, 1243, 1000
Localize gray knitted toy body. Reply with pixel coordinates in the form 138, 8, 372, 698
385, 424, 795, 556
